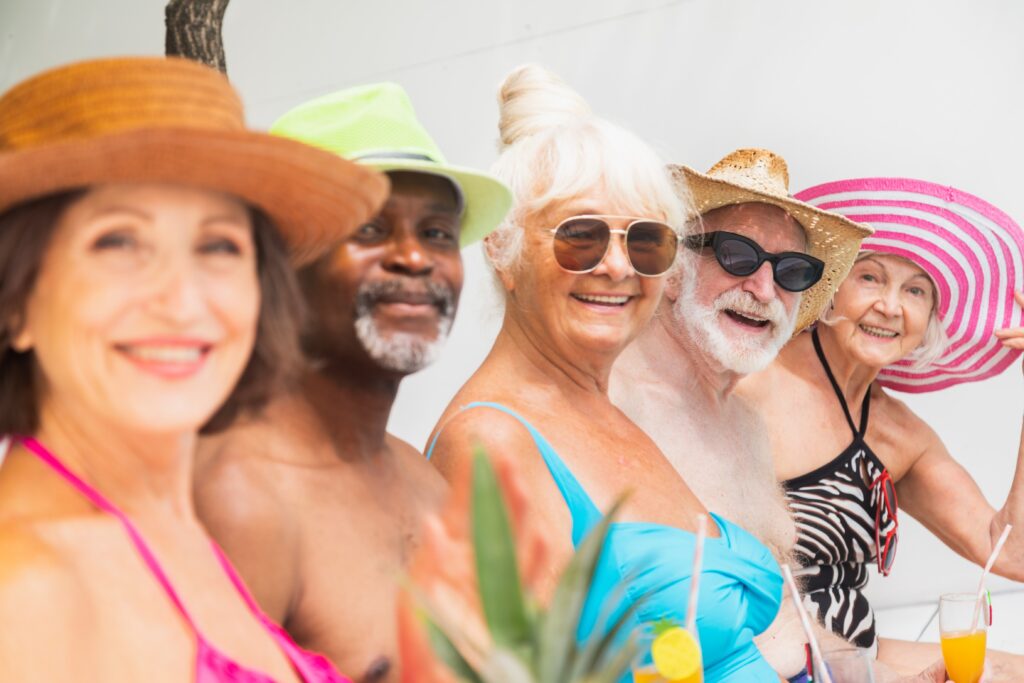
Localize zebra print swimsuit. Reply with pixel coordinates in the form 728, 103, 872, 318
782, 329, 895, 652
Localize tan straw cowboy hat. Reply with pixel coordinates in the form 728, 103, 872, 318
671, 148, 873, 331
0, 56, 389, 264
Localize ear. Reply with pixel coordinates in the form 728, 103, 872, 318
483, 233, 516, 292
663, 267, 683, 303
8, 317, 33, 352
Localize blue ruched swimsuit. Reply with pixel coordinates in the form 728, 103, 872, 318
427, 402, 784, 683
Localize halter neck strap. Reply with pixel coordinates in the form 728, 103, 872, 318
811, 328, 870, 437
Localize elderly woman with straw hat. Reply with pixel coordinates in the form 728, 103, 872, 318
425, 64, 784, 683
0, 56, 386, 681
739, 177, 1024, 677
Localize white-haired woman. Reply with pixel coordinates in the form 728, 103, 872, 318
738, 177, 1024, 678
425, 65, 784, 683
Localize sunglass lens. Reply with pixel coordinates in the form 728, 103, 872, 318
553, 218, 609, 272
775, 256, 824, 292
716, 237, 760, 276
627, 222, 677, 276
882, 533, 898, 573
883, 478, 897, 517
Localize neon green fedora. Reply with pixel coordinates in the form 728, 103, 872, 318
271, 82, 511, 247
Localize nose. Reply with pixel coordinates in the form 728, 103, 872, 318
873, 285, 902, 318
740, 261, 777, 303
592, 232, 634, 282
146, 253, 206, 323
382, 229, 433, 276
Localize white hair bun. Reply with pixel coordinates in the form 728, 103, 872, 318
497, 64, 592, 149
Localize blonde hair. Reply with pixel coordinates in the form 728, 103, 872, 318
822, 251, 949, 370
486, 64, 690, 272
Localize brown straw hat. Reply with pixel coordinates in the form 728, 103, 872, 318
0, 56, 389, 264
670, 148, 873, 332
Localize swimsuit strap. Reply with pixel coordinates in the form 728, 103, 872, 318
18, 436, 198, 629
811, 328, 870, 437
427, 401, 603, 544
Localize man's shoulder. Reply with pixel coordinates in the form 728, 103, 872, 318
198, 391, 332, 476
195, 412, 309, 539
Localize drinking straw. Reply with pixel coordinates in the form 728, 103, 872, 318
780, 565, 834, 683
971, 524, 1012, 630
684, 514, 707, 634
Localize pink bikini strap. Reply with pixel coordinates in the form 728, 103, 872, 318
18, 436, 198, 629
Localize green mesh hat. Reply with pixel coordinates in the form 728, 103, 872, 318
271, 82, 511, 247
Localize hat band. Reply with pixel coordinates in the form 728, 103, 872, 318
355, 151, 466, 217
352, 151, 437, 163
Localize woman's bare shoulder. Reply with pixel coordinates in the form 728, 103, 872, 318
0, 522, 93, 670
872, 386, 936, 441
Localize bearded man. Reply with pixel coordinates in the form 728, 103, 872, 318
611, 149, 906, 681
195, 84, 511, 683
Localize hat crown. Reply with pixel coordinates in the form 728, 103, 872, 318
705, 148, 790, 198
270, 82, 447, 165
0, 57, 245, 152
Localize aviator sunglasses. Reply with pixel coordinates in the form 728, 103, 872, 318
548, 215, 681, 277
683, 231, 825, 292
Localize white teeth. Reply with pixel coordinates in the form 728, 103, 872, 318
728, 309, 769, 322
860, 324, 899, 338
121, 346, 203, 363
575, 294, 630, 305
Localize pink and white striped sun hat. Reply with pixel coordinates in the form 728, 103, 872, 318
795, 178, 1024, 393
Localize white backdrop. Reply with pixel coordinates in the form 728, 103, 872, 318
3, 0, 1024, 612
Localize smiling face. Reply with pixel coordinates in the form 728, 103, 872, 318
13, 182, 260, 436
673, 202, 805, 375
302, 170, 464, 374
829, 253, 937, 368
503, 190, 669, 364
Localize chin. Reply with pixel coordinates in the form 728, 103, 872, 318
113, 384, 235, 436
575, 324, 638, 354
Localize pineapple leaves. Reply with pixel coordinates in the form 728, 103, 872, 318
537, 497, 627, 683
422, 448, 640, 683
471, 448, 533, 653
426, 620, 485, 683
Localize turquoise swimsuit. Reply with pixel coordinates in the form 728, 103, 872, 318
427, 402, 784, 683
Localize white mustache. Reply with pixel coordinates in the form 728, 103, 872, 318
713, 288, 789, 327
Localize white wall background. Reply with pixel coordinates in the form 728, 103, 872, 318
3, 0, 1024, 615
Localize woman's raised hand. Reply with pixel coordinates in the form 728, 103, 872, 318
993, 291, 1024, 365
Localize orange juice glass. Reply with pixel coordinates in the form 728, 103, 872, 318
939, 593, 988, 683
632, 664, 702, 683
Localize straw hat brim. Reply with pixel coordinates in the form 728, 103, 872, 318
0, 126, 389, 265
364, 159, 512, 247
673, 165, 873, 332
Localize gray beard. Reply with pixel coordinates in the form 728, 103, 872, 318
674, 271, 798, 376
352, 278, 456, 374
354, 311, 453, 373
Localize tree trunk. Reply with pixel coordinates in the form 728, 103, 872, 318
165, 0, 231, 74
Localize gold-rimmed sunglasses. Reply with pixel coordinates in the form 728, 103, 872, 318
547, 215, 680, 277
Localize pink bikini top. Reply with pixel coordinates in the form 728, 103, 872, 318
19, 437, 350, 683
